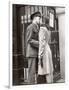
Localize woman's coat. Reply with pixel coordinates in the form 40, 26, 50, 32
38, 26, 53, 75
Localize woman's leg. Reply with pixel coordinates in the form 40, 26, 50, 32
37, 75, 46, 84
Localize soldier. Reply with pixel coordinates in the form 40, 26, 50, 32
25, 12, 41, 84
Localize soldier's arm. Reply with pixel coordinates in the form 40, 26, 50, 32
29, 39, 39, 48
26, 27, 39, 48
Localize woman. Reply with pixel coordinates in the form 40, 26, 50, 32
38, 24, 54, 83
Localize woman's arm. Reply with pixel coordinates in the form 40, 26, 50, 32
38, 27, 46, 59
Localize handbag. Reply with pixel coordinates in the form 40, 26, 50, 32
38, 56, 43, 75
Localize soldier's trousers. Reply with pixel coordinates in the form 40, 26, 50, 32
27, 57, 37, 84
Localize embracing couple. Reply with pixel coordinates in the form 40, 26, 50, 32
25, 11, 53, 84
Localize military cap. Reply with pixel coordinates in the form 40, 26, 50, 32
30, 11, 41, 20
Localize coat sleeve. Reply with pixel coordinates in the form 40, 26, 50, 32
30, 39, 39, 48
26, 27, 39, 48
38, 27, 46, 59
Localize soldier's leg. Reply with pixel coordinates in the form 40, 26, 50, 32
28, 58, 36, 84
35, 57, 38, 84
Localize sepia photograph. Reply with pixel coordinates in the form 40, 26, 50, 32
12, 4, 65, 86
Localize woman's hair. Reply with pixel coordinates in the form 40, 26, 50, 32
40, 24, 50, 43
40, 23, 49, 30
40, 16, 49, 30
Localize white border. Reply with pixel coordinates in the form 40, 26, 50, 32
10, 0, 66, 7
9, 1, 13, 88
9, 0, 68, 89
